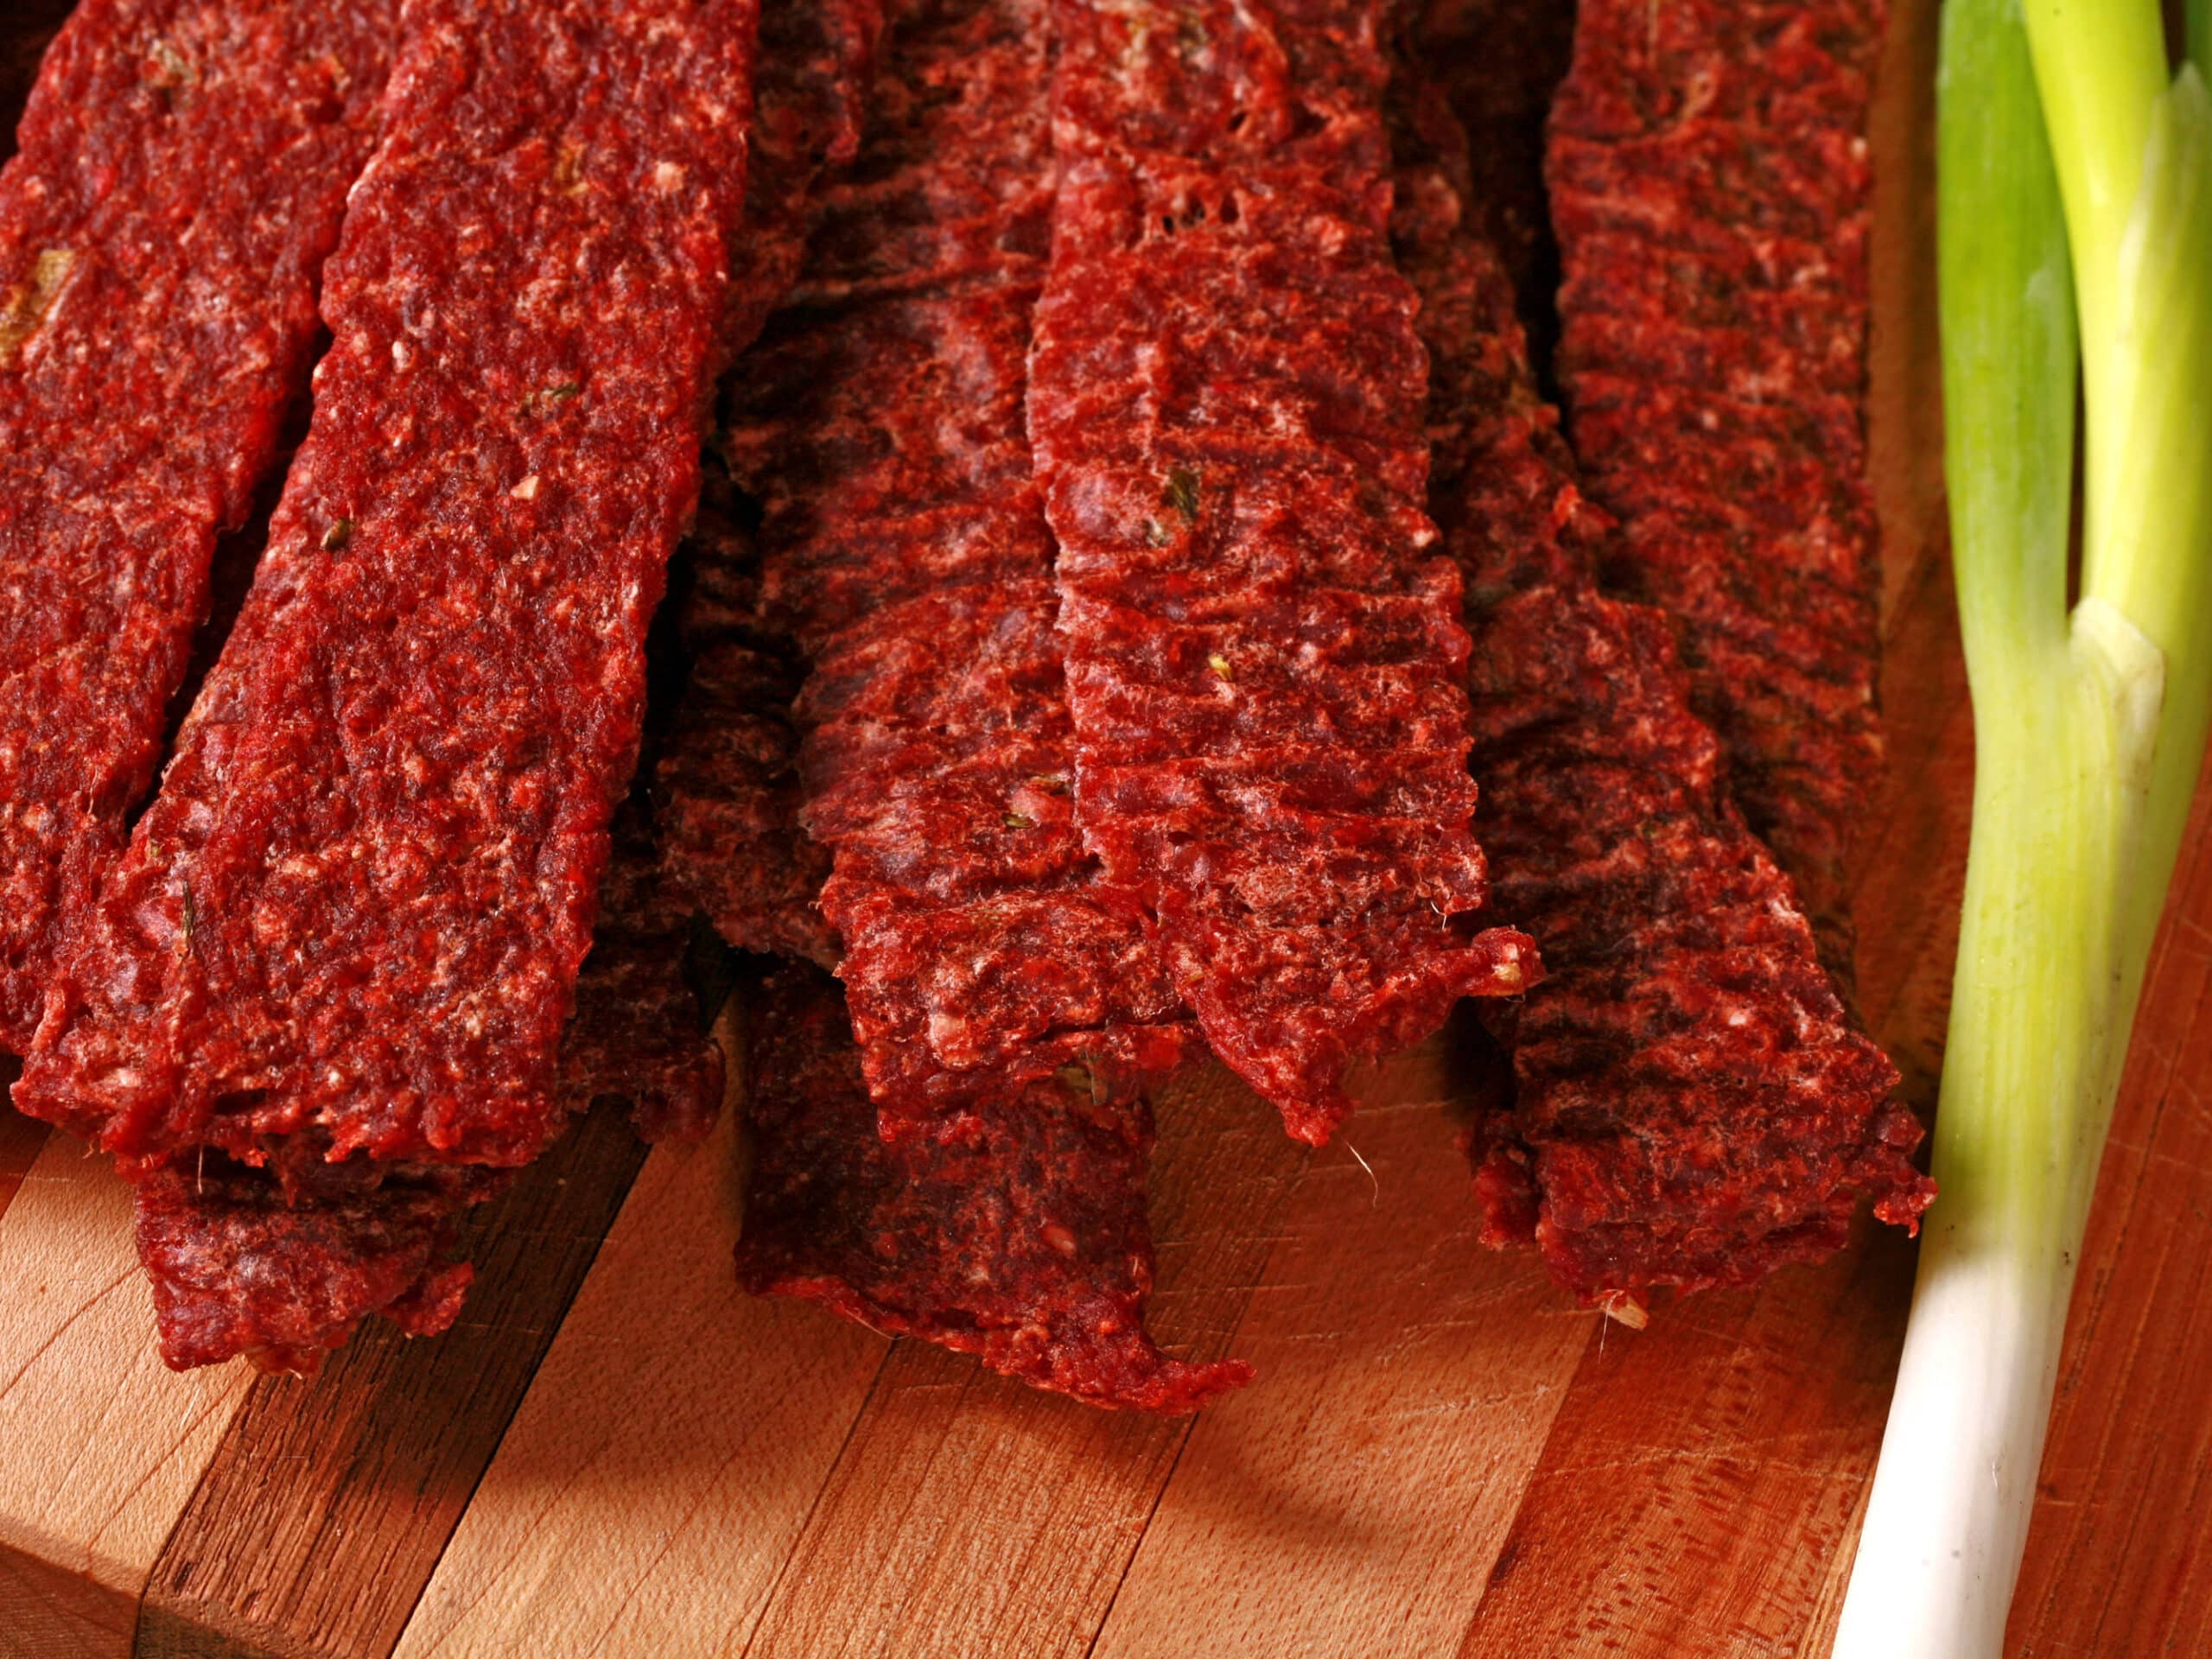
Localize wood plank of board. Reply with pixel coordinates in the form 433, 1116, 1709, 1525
400, 1040, 1308, 1659
0, 1138, 251, 1659
0, 1102, 45, 1226
734, 1063, 1311, 1659
391, 1080, 889, 1659
2005, 778, 2212, 1657
136, 1101, 649, 1659
1087, 1030, 1596, 1659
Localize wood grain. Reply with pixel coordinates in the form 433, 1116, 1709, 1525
2005, 778, 2212, 1659
0, 1141, 248, 1659
733, 1063, 1309, 1659
391, 1082, 887, 1659
1090, 1028, 1594, 1659
137, 1103, 649, 1659
0, 1103, 44, 1230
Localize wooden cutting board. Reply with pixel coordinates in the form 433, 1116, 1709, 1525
3, 3, 2207, 1655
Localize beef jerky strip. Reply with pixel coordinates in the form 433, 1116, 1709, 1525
1416, 0, 1574, 363
666, 499, 1242, 1405
654, 0, 882, 968
1547, 0, 1887, 978
715, 0, 1201, 1131
1390, 68, 1930, 1304
109, 0, 854, 1373
740, 962, 1249, 1412
0, 0, 395, 1053
19, 0, 759, 1171
132, 1154, 505, 1375
658, 0, 1238, 1409
1028, 0, 1537, 1145
136, 803, 726, 1372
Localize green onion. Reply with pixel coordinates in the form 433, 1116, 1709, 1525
1834, 1, 2212, 1653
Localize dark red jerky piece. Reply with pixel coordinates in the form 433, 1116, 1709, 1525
655, 463, 837, 965
718, 0, 1206, 1124
721, 0, 884, 356
134, 811, 723, 1373
1031, 0, 1537, 1145
0, 0, 396, 1054
556, 804, 726, 1147
17, 0, 760, 1169
1390, 69, 1930, 1305
1416, 0, 1574, 357
738, 964, 1249, 1413
783, 0, 1060, 310
131, 1153, 503, 1375
652, 0, 888, 967
1548, 0, 1886, 979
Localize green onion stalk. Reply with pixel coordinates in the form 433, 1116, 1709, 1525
1834, 0, 2212, 1654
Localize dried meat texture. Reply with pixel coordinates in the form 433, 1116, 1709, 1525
739, 963, 1249, 1412
1028, 0, 1538, 1145
18, 0, 760, 1169
1417, 0, 1574, 361
656, 461, 838, 964
654, 0, 886, 965
667, 5, 1224, 1396
716, 0, 1203, 1128
0, 0, 396, 1053
1390, 63, 1931, 1302
132, 1150, 504, 1374
136, 809, 725, 1371
1547, 0, 1887, 978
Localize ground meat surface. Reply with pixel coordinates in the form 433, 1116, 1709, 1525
0, 0, 395, 1053
1392, 55, 1930, 1303
1027, 0, 1538, 1147
715, 0, 1203, 1130
1547, 0, 1888, 976
18, 0, 760, 1170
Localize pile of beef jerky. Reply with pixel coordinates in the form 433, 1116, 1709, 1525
0, 0, 1931, 1402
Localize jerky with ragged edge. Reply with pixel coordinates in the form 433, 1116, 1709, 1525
132, 1153, 503, 1375
717, 0, 1202, 1128
134, 805, 723, 1372
667, 505, 1233, 1406
654, 0, 885, 968
1029, 0, 1537, 1146
19, 0, 760, 1169
1390, 61, 1929, 1304
0, 0, 395, 1053
669, 0, 1238, 1408
1547, 0, 1886, 978
739, 963, 1248, 1412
